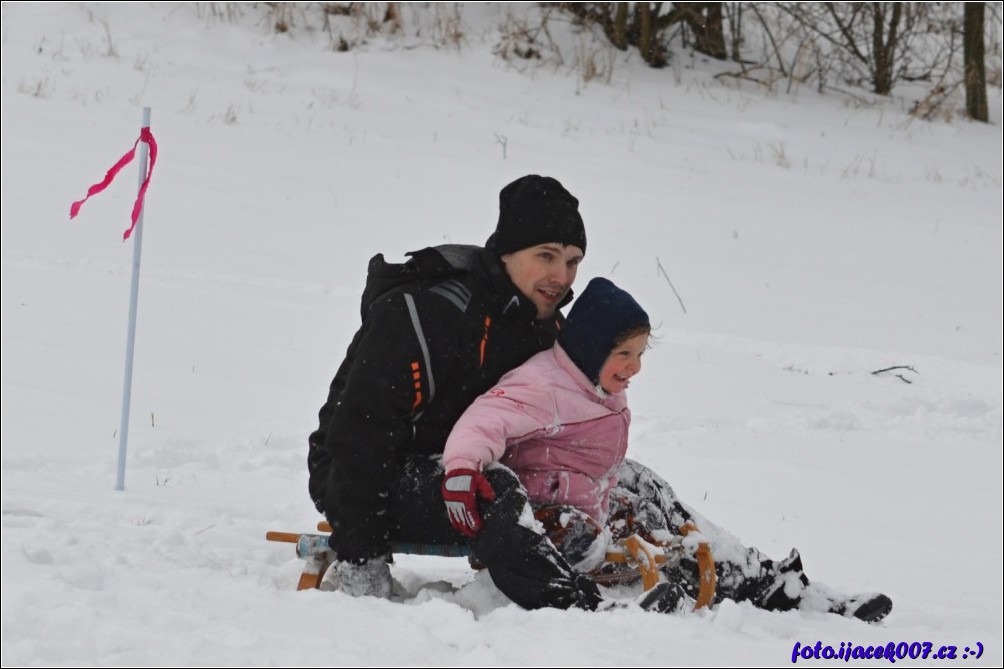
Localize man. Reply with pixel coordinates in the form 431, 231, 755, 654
307, 175, 621, 610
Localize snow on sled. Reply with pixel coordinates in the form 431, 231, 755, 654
266, 519, 717, 610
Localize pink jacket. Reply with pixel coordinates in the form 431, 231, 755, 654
443, 343, 630, 523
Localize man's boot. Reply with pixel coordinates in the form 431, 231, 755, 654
319, 556, 393, 598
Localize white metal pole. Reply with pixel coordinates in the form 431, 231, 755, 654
115, 107, 151, 491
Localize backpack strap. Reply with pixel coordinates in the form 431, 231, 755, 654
402, 292, 435, 420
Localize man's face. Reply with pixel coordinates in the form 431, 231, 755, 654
500, 243, 584, 319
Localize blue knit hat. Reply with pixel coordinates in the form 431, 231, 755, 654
557, 277, 650, 386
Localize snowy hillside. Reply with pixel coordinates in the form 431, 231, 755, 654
2, 3, 1001, 665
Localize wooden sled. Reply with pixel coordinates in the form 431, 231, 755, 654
266, 520, 716, 609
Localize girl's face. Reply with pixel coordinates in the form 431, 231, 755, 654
598, 332, 649, 394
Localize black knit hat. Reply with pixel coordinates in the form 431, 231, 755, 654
486, 175, 587, 256
558, 277, 650, 386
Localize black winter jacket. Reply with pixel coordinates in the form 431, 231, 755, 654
308, 245, 570, 562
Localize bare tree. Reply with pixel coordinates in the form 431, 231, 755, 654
774, 3, 934, 95
723, 3, 745, 62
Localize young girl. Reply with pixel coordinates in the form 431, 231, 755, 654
442, 277, 892, 621
443, 276, 652, 572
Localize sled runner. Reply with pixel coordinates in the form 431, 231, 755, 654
266, 520, 716, 609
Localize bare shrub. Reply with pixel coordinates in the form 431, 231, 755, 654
495, 4, 563, 66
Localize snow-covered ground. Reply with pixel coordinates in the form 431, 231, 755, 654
2, 3, 1001, 665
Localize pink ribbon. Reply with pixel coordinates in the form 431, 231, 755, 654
70, 126, 158, 241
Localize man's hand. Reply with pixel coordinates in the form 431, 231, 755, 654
442, 468, 496, 537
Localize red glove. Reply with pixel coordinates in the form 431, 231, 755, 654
442, 468, 496, 537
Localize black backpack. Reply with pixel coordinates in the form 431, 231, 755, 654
358, 244, 481, 321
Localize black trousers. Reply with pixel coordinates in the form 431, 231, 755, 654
341, 454, 773, 609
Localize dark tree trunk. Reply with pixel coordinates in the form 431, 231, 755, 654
964, 2, 989, 122
671, 2, 728, 60
636, 2, 667, 67
725, 2, 743, 62
697, 3, 727, 60
871, 2, 902, 96
611, 2, 629, 49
